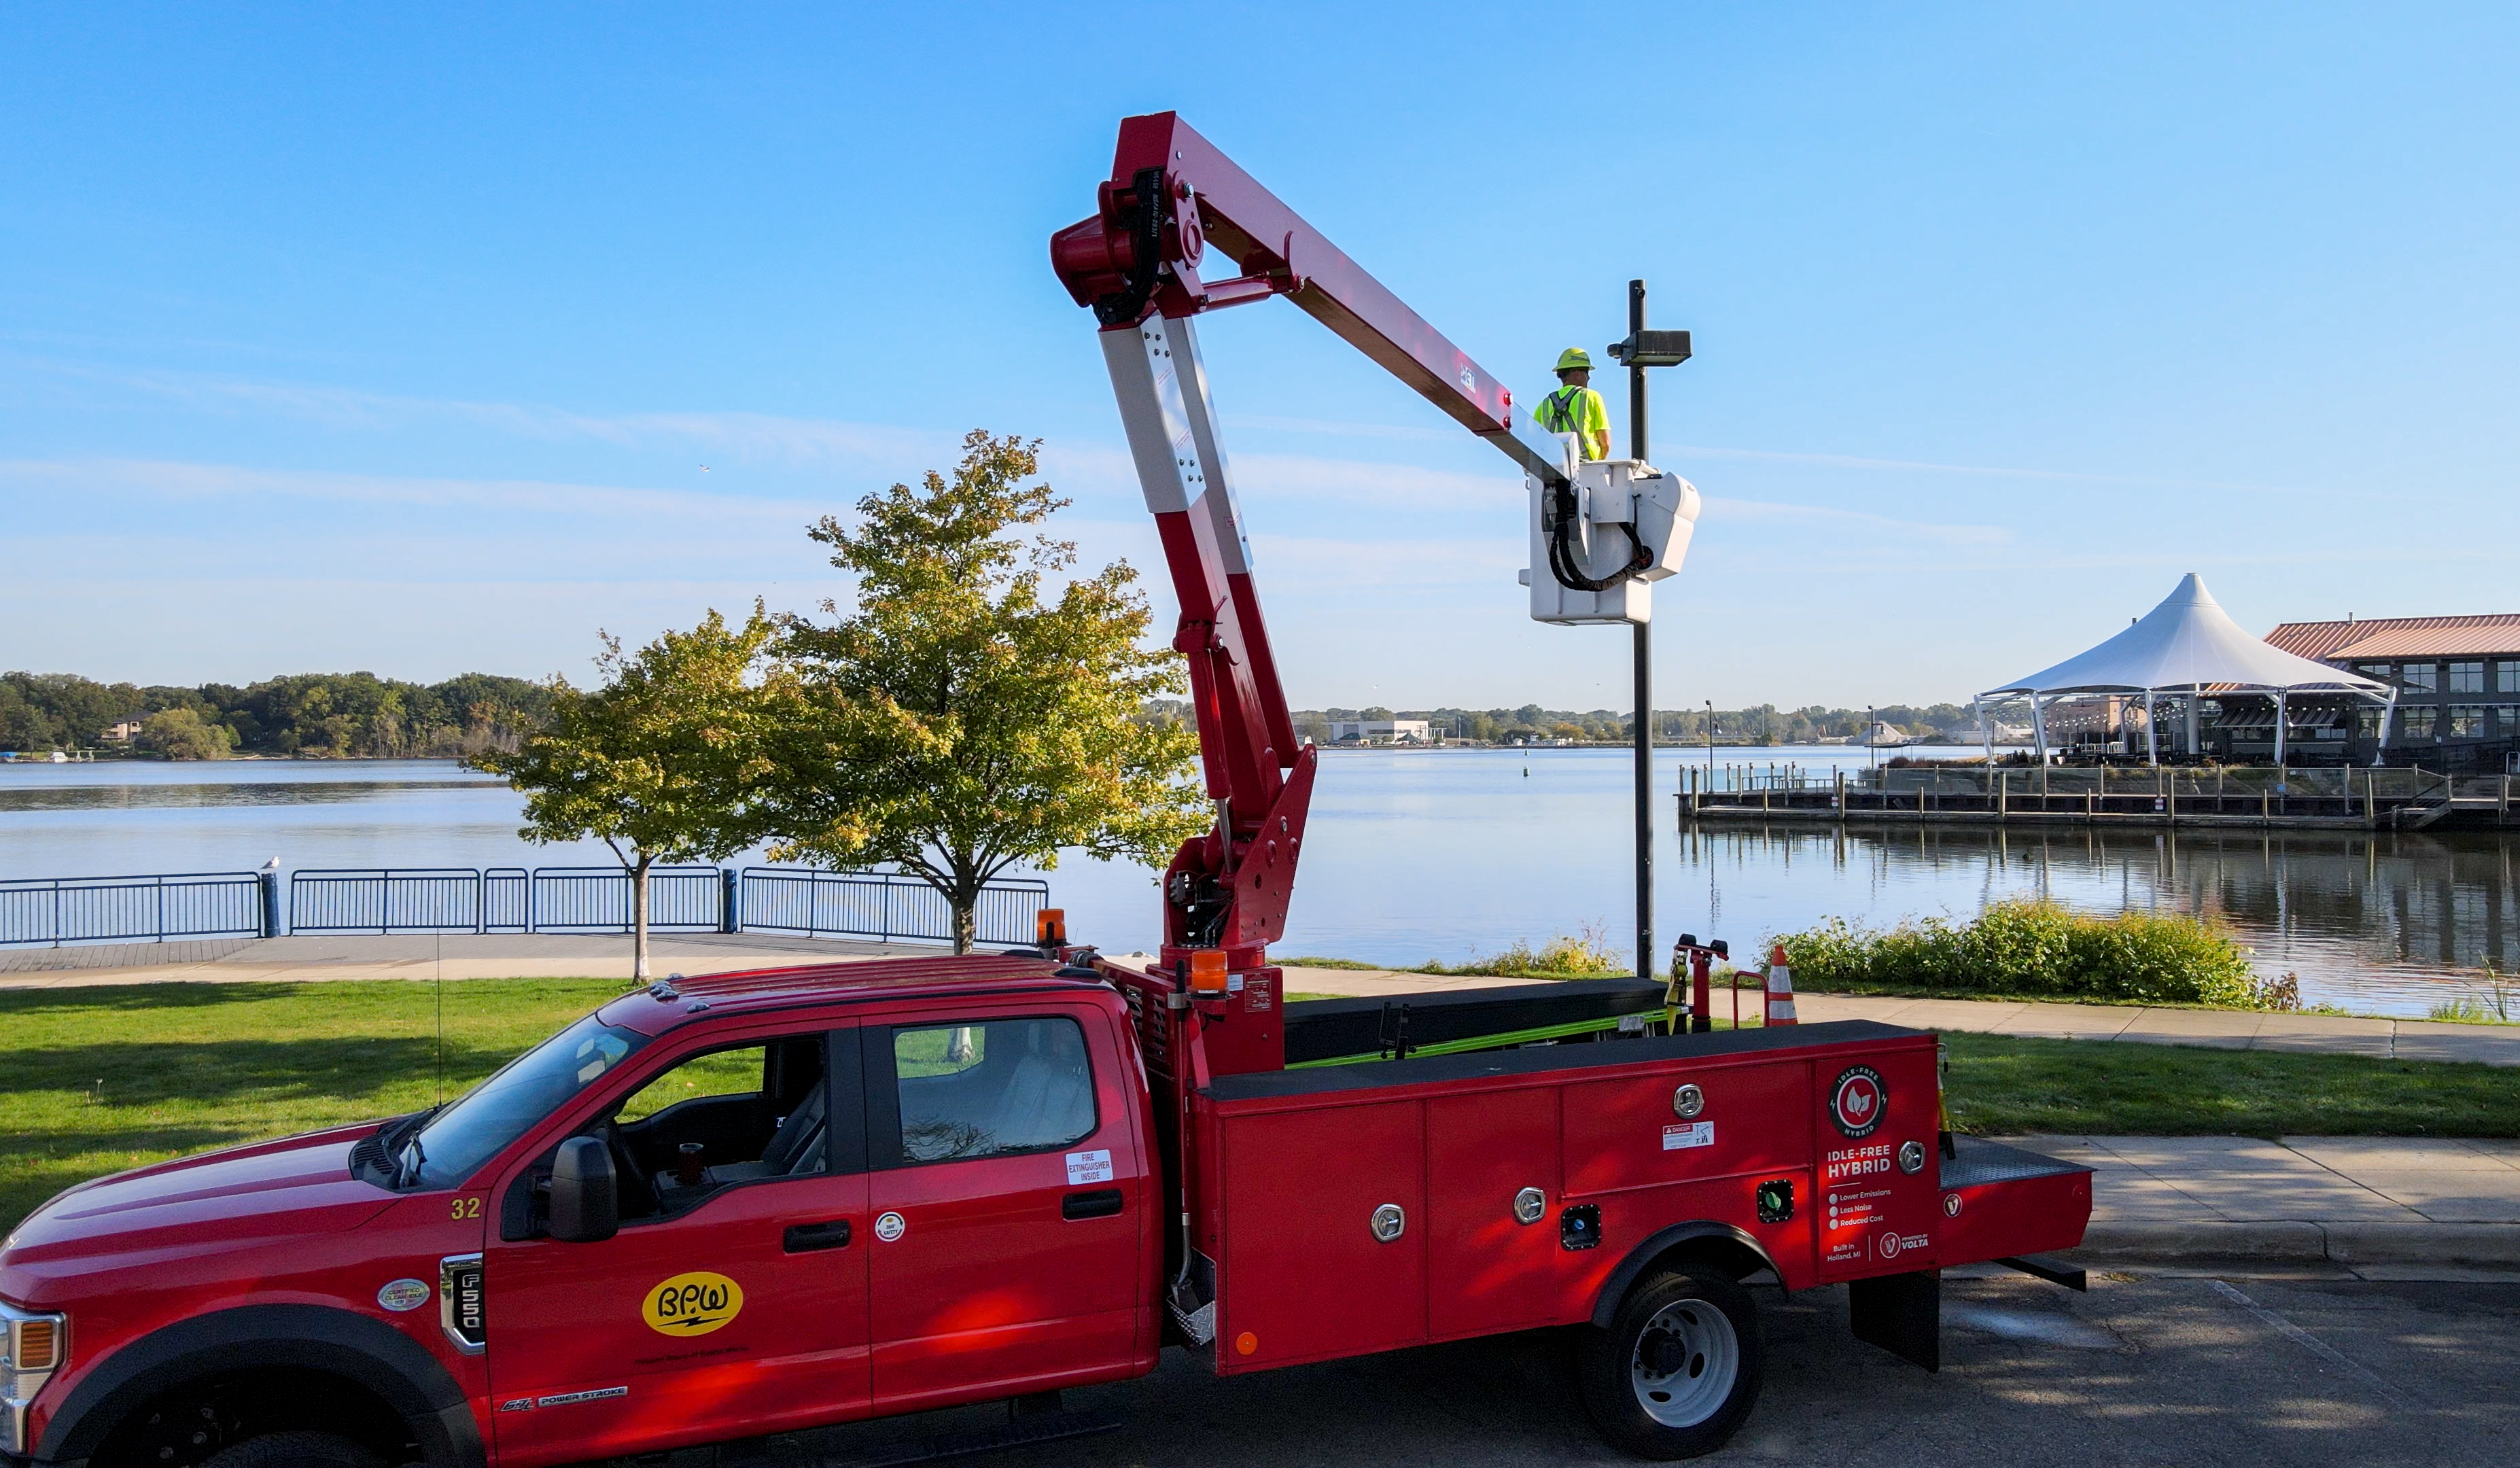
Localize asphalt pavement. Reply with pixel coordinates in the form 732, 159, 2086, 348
774, 1270, 2520, 1467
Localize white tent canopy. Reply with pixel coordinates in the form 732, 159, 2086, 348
1976, 573, 2393, 765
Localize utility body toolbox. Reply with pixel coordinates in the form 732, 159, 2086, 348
1114, 962, 2093, 1380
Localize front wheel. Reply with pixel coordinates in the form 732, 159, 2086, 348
1578, 1268, 1764, 1460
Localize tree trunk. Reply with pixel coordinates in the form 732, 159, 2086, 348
951, 896, 975, 956
633, 853, 652, 980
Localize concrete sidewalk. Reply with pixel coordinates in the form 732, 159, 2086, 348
2030, 1134, 2520, 1268
1271, 964, 2520, 1067
0, 930, 932, 987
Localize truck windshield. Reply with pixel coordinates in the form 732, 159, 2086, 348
406, 1014, 650, 1190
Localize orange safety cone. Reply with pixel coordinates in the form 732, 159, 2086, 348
1764, 943, 1797, 1026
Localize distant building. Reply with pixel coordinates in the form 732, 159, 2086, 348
103, 720, 144, 743
1328, 718, 1433, 746
2267, 612, 2520, 769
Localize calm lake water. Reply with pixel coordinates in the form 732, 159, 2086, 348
5, 750, 2514, 1018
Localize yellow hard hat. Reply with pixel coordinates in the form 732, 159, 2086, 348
1554, 347, 1593, 372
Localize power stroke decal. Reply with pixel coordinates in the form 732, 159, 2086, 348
644, 1271, 744, 1336
1828, 1064, 1887, 1140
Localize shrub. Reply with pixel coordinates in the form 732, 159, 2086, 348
1770, 899, 2258, 1007
1425, 924, 1627, 978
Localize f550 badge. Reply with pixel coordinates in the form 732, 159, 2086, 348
643, 1271, 744, 1336
1828, 1065, 1887, 1140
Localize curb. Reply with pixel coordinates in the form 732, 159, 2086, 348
2070, 1220, 2520, 1266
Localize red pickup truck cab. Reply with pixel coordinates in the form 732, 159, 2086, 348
0, 954, 2090, 1468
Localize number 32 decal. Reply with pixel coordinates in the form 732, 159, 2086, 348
451, 1196, 484, 1221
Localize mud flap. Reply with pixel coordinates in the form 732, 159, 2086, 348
1849, 1268, 1940, 1372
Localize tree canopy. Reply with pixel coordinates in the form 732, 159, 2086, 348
760, 431, 1206, 951
472, 606, 788, 978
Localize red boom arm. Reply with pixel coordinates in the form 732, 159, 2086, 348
1052, 113, 1569, 991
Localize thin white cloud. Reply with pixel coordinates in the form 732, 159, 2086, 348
0, 457, 820, 522
5, 357, 953, 467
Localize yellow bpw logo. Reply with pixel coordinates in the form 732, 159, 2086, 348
642, 1272, 744, 1336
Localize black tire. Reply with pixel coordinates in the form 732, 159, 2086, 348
199, 1432, 387, 1468
1578, 1268, 1764, 1460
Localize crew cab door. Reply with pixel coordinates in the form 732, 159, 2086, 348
482, 1022, 871, 1468
861, 1004, 1147, 1413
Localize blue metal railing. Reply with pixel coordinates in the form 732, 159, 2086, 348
5, 864, 1051, 945
289, 869, 486, 934
737, 867, 1049, 947
529, 866, 726, 933
0, 871, 265, 947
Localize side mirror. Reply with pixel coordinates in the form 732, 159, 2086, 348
549, 1136, 618, 1243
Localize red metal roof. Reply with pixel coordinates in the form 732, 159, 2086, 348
2265, 613, 2520, 663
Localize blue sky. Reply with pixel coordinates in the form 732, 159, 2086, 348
4, 3, 2515, 710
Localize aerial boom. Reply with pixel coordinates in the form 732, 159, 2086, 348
1053, 113, 1568, 997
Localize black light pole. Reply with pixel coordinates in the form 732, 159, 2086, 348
1628, 281, 1652, 984
1609, 283, 1692, 984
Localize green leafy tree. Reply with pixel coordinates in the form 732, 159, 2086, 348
136, 707, 234, 760
474, 606, 788, 979
761, 431, 1206, 953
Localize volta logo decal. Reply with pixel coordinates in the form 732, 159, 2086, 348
642, 1271, 744, 1336
1830, 1066, 1887, 1140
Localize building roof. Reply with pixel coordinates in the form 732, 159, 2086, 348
2264, 612, 2520, 662
1980, 573, 2390, 701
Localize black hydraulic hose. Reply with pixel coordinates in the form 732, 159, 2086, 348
1546, 482, 1650, 593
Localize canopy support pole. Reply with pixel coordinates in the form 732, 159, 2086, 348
2375, 688, 2396, 767
2143, 691, 2158, 766
2273, 691, 2288, 767
2031, 695, 2050, 769
1977, 696, 1993, 762
2186, 683, 2200, 756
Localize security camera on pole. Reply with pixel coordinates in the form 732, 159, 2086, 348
1516, 281, 1699, 984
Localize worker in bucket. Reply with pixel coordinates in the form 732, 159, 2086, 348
1535, 347, 1611, 461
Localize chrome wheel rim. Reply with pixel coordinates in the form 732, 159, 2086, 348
1630, 1297, 1739, 1428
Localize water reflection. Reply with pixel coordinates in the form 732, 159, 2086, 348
0, 780, 504, 812
1684, 821, 2519, 1015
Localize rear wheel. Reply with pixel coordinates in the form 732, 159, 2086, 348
1578, 1268, 1764, 1460
198, 1431, 387, 1468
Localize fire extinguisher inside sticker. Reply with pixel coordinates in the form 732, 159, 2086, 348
1662, 1121, 1714, 1151
1066, 1149, 1114, 1185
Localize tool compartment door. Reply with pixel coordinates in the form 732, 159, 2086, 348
1214, 1098, 1425, 1369
1425, 1087, 1572, 1338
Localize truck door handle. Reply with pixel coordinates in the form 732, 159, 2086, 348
782, 1219, 853, 1252
1062, 1189, 1124, 1221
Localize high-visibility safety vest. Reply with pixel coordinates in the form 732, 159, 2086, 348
1536, 385, 1609, 461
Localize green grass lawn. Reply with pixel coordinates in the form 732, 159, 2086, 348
1938, 1032, 2520, 1138
4, 979, 2515, 1234
1, 978, 628, 1232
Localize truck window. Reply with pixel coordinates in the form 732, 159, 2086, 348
406, 1015, 650, 1190
608, 1035, 832, 1219
889, 1016, 1096, 1164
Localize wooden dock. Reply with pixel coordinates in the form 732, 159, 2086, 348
1678, 764, 2519, 831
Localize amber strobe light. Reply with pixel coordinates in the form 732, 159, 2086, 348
1189, 949, 1229, 997
1036, 907, 1068, 947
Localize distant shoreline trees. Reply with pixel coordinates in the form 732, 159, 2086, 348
0, 669, 554, 759
3, 669, 1977, 761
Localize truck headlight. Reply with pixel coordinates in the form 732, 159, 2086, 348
1, 1300, 69, 1456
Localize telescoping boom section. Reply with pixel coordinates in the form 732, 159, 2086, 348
1051, 113, 1573, 1011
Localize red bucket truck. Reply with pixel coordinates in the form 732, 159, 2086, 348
0, 115, 2090, 1468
